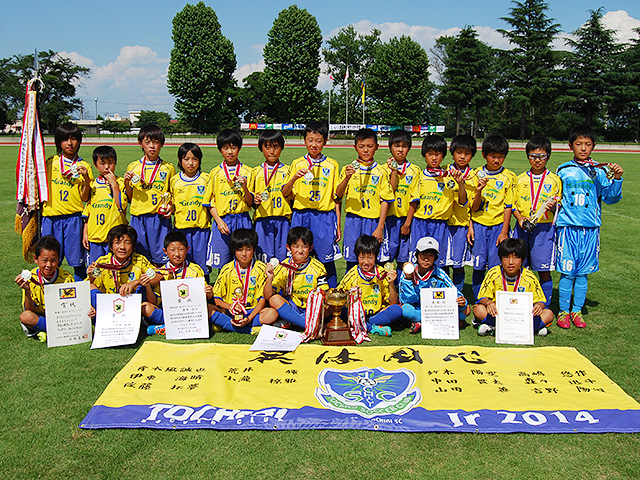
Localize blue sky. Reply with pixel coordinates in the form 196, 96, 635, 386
2, 1, 639, 118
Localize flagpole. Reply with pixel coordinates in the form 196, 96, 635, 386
345, 66, 349, 136
328, 88, 331, 128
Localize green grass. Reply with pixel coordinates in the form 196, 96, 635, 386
1, 143, 639, 479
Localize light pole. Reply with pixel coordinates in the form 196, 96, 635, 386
94, 97, 98, 136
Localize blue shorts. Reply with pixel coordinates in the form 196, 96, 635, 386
343, 213, 390, 262
291, 209, 342, 263
176, 227, 211, 275
512, 223, 556, 271
209, 307, 262, 334
207, 212, 252, 268
385, 216, 411, 263
254, 216, 290, 263
409, 219, 448, 266
41, 213, 85, 267
445, 224, 471, 268
87, 242, 109, 266
130, 214, 171, 264
556, 226, 600, 276
471, 223, 503, 270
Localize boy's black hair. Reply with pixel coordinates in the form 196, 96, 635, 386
303, 121, 328, 141
450, 134, 477, 157
568, 125, 597, 145
54, 122, 82, 154
482, 134, 509, 157
92, 145, 117, 165
525, 136, 551, 156
498, 238, 527, 261
107, 225, 137, 251
138, 124, 165, 146
217, 129, 243, 151
354, 235, 380, 257
354, 128, 378, 145
164, 230, 189, 249
388, 129, 412, 149
230, 228, 258, 252
258, 130, 285, 151
34, 235, 61, 258
177, 143, 202, 173
287, 226, 313, 247
421, 134, 447, 157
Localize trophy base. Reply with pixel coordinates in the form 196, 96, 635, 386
522, 220, 536, 233
322, 326, 356, 346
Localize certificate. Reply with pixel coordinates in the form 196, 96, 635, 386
160, 277, 209, 340
420, 287, 459, 339
496, 290, 534, 345
44, 281, 92, 348
92, 294, 142, 349
249, 325, 305, 352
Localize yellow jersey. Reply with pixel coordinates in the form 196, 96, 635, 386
170, 171, 211, 229
514, 170, 562, 224
22, 268, 75, 316
125, 157, 175, 216
83, 177, 128, 243
446, 164, 475, 227
212, 260, 267, 310
388, 161, 422, 218
338, 265, 391, 316
469, 166, 517, 226
413, 169, 456, 220
271, 257, 328, 308
339, 161, 395, 218
477, 265, 546, 304
204, 162, 254, 217
42, 155, 93, 216
153, 260, 205, 305
91, 253, 153, 294
250, 162, 292, 220
285, 154, 340, 212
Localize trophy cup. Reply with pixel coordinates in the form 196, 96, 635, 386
522, 196, 558, 233
157, 192, 172, 216
232, 287, 244, 323
322, 288, 356, 346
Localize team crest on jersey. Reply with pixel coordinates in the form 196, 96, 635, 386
495, 180, 504, 190
250, 276, 257, 286
406, 175, 413, 184
305, 274, 314, 284
437, 183, 445, 192
315, 367, 422, 418
371, 175, 380, 185
322, 167, 330, 177
197, 185, 205, 195
373, 284, 380, 293
543, 184, 552, 193
128, 272, 136, 281
159, 171, 167, 181
429, 279, 438, 288
518, 286, 525, 292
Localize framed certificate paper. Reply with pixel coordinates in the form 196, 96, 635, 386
496, 290, 534, 345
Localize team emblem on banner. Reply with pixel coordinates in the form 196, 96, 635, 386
315, 367, 422, 418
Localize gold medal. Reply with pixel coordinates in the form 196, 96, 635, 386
383, 262, 395, 272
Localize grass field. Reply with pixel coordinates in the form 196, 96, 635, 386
1, 142, 639, 479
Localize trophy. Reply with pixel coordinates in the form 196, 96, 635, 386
157, 192, 172, 216
322, 288, 356, 346
522, 196, 558, 233
232, 287, 244, 323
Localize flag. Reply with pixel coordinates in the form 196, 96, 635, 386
344, 66, 349, 83
361, 76, 366, 104
329, 73, 334, 81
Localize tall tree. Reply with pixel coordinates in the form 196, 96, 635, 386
136, 110, 172, 130
168, 2, 236, 133
237, 72, 268, 122
498, 0, 560, 138
261, 5, 322, 123
367, 36, 432, 125
0, 50, 89, 132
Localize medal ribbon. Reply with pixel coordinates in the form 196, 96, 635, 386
449, 164, 470, 179
415, 267, 434, 286
263, 162, 280, 189
359, 266, 380, 281
104, 255, 133, 292
391, 158, 409, 175
528, 169, 548, 215
279, 259, 304, 297
37, 269, 58, 285
140, 157, 162, 185
163, 261, 188, 279
347, 287, 370, 344
501, 269, 522, 292
303, 288, 326, 342
426, 167, 448, 177
574, 157, 610, 169
59, 155, 78, 177
222, 162, 242, 183
304, 153, 326, 170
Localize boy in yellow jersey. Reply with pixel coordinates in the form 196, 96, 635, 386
263, 227, 328, 329
282, 121, 341, 287
474, 238, 554, 336
82, 146, 127, 266
124, 125, 175, 265
14, 236, 74, 339
336, 128, 395, 271
210, 229, 277, 333
338, 235, 402, 337
87, 225, 161, 325
408, 135, 468, 267
170, 143, 211, 277
41, 123, 93, 280
203, 129, 254, 270
468, 134, 517, 300
385, 129, 421, 267
445, 134, 477, 293
512, 137, 561, 307
250, 130, 291, 262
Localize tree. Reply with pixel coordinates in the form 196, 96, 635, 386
237, 72, 269, 122
498, 0, 560, 138
136, 110, 172, 130
101, 119, 131, 134
261, 5, 322, 123
367, 36, 432, 125
168, 2, 236, 133
0, 50, 89, 132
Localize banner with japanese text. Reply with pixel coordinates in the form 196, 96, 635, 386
80, 342, 640, 433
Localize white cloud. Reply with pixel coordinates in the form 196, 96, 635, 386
234, 58, 265, 85
601, 10, 640, 44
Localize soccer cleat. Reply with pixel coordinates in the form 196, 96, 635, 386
557, 311, 572, 329
250, 326, 262, 336
211, 324, 224, 333
537, 327, 548, 337
370, 324, 392, 337
36, 332, 47, 343
409, 322, 421, 334
478, 324, 494, 336
146, 324, 165, 336
273, 320, 290, 329
572, 312, 587, 328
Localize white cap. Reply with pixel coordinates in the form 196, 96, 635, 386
415, 236, 439, 254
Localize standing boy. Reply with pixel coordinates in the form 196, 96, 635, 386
555, 126, 623, 328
